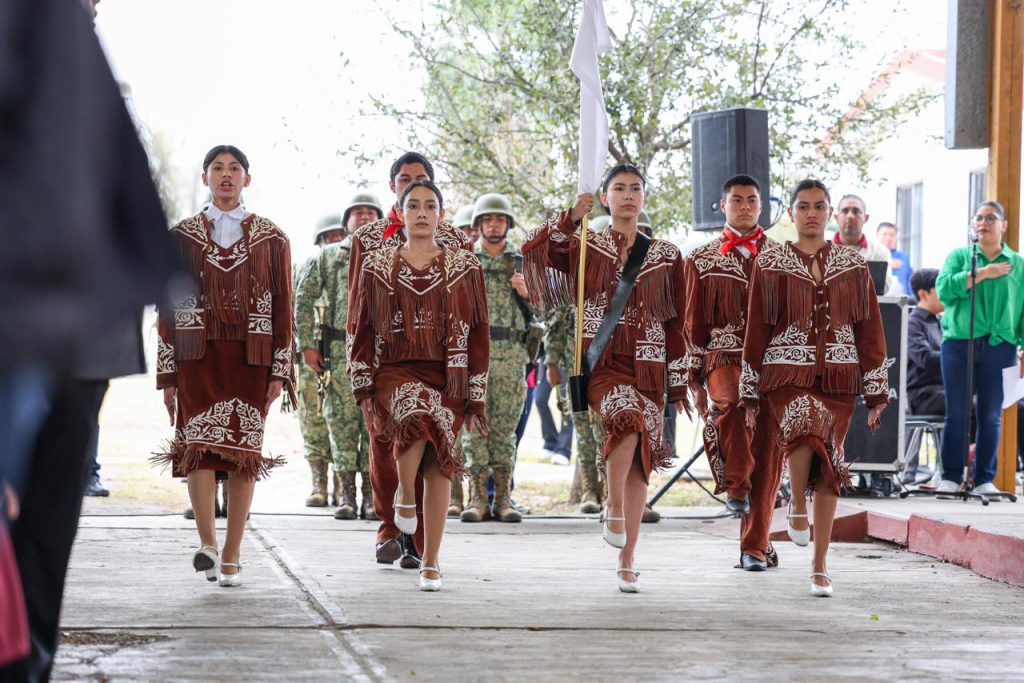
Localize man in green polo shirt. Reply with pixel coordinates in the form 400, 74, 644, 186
935, 200, 1024, 499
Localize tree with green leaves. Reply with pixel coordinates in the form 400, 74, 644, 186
353, 0, 932, 238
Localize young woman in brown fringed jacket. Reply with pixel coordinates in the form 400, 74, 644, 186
740, 179, 888, 597
521, 164, 688, 593
349, 180, 489, 592
155, 146, 294, 588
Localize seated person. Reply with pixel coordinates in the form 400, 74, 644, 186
907, 268, 945, 415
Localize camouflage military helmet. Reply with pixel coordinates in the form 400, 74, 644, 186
589, 214, 611, 232
341, 192, 384, 227
638, 211, 653, 232
453, 204, 475, 229
313, 214, 344, 244
472, 193, 515, 230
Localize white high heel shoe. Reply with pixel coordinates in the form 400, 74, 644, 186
393, 490, 418, 535
603, 507, 626, 548
787, 502, 810, 547
192, 546, 219, 582
617, 567, 640, 593
218, 562, 243, 588
419, 566, 442, 592
810, 571, 833, 597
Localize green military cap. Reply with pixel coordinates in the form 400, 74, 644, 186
313, 214, 344, 244
472, 193, 515, 228
341, 192, 384, 227
453, 204, 475, 229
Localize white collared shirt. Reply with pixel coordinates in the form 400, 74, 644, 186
724, 224, 754, 259
204, 203, 250, 248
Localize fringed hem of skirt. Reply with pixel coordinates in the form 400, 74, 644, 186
783, 434, 851, 497
599, 409, 674, 480
389, 413, 465, 480
150, 442, 286, 481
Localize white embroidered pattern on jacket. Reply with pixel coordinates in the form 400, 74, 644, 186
174, 295, 204, 330
765, 323, 815, 365
271, 347, 292, 377
862, 361, 890, 396
739, 360, 761, 401
469, 372, 488, 402
398, 261, 444, 295
825, 324, 858, 364
350, 361, 372, 391
823, 244, 866, 282
582, 293, 608, 339
448, 320, 470, 368
778, 395, 830, 444
183, 398, 264, 452
390, 381, 457, 456
758, 244, 815, 282
157, 339, 176, 374
691, 240, 747, 281
668, 357, 687, 389
444, 248, 479, 289
248, 290, 273, 335
636, 319, 666, 362
637, 239, 680, 279
206, 240, 248, 272
708, 321, 744, 352
174, 215, 207, 246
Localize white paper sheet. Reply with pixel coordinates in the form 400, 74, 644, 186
1001, 365, 1024, 409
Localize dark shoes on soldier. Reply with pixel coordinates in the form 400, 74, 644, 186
398, 533, 421, 569
84, 477, 110, 497
725, 495, 750, 515
375, 537, 403, 565
641, 505, 660, 523
740, 553, 768, 571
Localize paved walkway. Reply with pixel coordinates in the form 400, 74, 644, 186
56, 512, 1024, 682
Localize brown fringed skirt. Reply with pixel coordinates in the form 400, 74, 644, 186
155, 340, 283, 481
587, 352, 672, 482
371, 360, 466, 480
767, 382, 854, 495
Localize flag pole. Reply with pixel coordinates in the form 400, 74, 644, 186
573, 214, 589, 377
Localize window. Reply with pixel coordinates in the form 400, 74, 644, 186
896, 182, 923, 267
968, 169, 987, 224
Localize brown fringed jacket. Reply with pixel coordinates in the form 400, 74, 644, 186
739, 242, 889, 409
683, 232, 779, 391
156, 212, 294, 392
521, 211, 687, 402
346, 211, 470, 336
349, 246, 490, 415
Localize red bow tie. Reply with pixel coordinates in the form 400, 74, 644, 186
720, 227, 764, 256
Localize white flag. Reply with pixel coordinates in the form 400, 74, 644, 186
570, 0, 612, 194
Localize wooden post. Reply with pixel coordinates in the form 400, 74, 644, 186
987, 0, 1023, 494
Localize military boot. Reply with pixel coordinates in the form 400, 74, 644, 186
334, 471, 358, 520
459, 470, 491, 522
360, 473, 377, 520
305, 460, 328, 507
579, 461, 603, 514
492, 468, 522, 523
331, 470, 342, 507
448, 478, 465, 517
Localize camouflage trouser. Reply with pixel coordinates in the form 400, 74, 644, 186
297, 360, 331, 463
573, 409, 606, 470
462, 345, 526, 473
324, 338, 369, 472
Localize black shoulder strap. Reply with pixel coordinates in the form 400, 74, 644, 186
583, 231, 651, 375
511, 252, 533, 327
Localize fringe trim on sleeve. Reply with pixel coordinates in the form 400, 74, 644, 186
521, 214, 575, 310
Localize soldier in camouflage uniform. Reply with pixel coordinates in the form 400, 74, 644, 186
447, 204, 476, 516
460, 193, 532, 524
293, 215, 347, 508
295, 194, 383, 520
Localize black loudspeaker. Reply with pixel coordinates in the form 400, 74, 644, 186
690, 107, 771, 231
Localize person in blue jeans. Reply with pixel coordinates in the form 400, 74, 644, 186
935, 200, 1024, 499
533, 358, 573, 464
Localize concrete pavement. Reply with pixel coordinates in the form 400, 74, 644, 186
55, 513, 1024, 682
